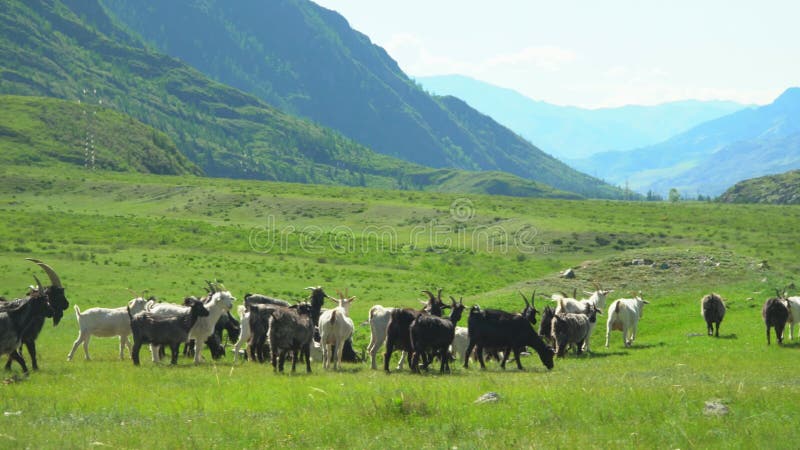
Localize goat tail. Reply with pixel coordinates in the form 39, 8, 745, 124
331, 309, 337, 325
237, 304, 246, 320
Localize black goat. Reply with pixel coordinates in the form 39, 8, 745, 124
269, 302, 315, 373
0, 277, 53, 374
551, 303, 599, 357
410, 297, 465, 374
247, 304, 276, 363
129, 298, 209, 365
763, 290, 789, 345
384, 289, 448, 373
464, 305, 554, 371
2, 259, 69, 371
701, 293, 726, 337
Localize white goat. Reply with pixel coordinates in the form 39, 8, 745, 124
67, 297, 148, 361
786, 296, 800, 340
451, 326, 469, 362
366, 305, 406, 370
319, 294, 355, 370
552, 288, 612, 352
233, 305, 250, 363
605, 294, 649, 348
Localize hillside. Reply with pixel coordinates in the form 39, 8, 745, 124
572, 88, 800, 194
719, 168, 800, 204
0, 0, 579, 198
0, 95, 200, 175
417, 74, 746, 159
98, 0, 624, 198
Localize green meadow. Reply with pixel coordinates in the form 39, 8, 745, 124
1, 164, 799, 449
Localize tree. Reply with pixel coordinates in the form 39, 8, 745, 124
669, 188, 680, 203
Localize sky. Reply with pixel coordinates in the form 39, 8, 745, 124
313, 0, 800, 108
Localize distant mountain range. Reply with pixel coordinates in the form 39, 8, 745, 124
416, 74, 746, 159
719, 169, 800, 204
98, 0, 624, 198
573, 88, 800, 196
0, 0, 598, 199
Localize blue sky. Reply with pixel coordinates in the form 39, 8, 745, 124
313, 0, 800, 108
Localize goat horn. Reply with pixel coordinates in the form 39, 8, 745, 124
518, 290, 530, 307
421, 290, 435, 301
436, 288, 443, 302
33, 275, 43, 294
26, 258, 62, 288
205, 280, 217, 293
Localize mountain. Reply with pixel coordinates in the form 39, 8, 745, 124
416, 74, 746, 159
0, 95, 200, 175
573, 88, 800, 195
98, 0, 624, 198
0, 0, 579, 199
719, 169, 800, 204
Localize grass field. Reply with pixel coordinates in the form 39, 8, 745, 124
1, 164, 799, 448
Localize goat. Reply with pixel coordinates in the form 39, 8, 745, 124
383, 289, 448, 373
147, 282, 235, 363
538, 306, 556, 345
785, 296, 800, 340
67, 295, 148, 360
129, 298, 209, 365
464, 305, 554, 371
233, 305, 250, 362
244, 293, 291, 308
183, 310, 241, 360
269, 302, 315, 373
605, 294, 649, 348
552, 302, 600, 357
410, 297, 465, 373
2, 259, 69, 371
762, 290, 789, 345
319, 291, 355, 370
700, 293, 726, 337
307, 286, 361, 364
0, 277, 53, 373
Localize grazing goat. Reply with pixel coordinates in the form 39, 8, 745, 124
700, 293, 726, 337
464, 305, 554, 371
383, 289, 448, 373
762, 290, 789, 345
605, 294, 649, 348
551, 302, 600, 357
3, 259, 69, 371
319, 291, 355, 370
67, 295, 148, 360
269, 302, 315, 373
129, 298, 209, 365
233, 305, 250, 362
0, 277, 53, 373
410, 297, 465, 373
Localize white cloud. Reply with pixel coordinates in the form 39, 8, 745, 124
483, 45, 577, 72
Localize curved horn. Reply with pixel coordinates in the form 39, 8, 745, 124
518, 290, 530, 308
436, 288, 443, 302
26, 258, 62, 288
205, 280, 217, 293
421, 290, 435, 301
33, 275, 43, 295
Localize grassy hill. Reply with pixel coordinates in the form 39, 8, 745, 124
0, 95, 200, 175
98, 0, 626, 198
719, 168, 800, 204
1, 164, 800, 447
0, 0, 587, 199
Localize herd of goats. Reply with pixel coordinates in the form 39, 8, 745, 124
1, 258, 799, 376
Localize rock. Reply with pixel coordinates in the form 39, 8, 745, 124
703, 399, 730, 416
560, 268, 575, 279
659, 263, 670, 270
474, 392, 500, 404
